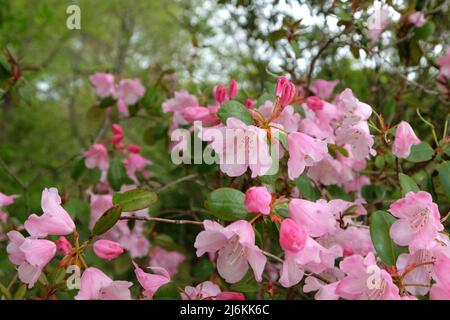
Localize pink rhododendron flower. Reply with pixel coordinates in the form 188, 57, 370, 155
194, 220, 267, 283
6, 231, 56, 288
149, 246, 185, 276
367, 6, 391, 43
163, 91, 199, 127
181, 281, 221, 300
75, 267, 132, 300
133, 262, 171, 299
182, 106, 219, 126
24, 188, 76, 238
389, 191, 443, 252
306, 96, 324, 111
287, 132, 328, 179
93, 239, 124, 260
116, 99, 129, 116
310, 79, 339, 100
55, 236, 72, 255
336, 253, 400, 300
84, 143, 109, 172
392, 121, 421, 159
289, 199, 336, 237
437, 48, 450, 78
407, 12, 426, 27
200, 117, 272, 178
123, 153, 152, 182
216, 292, 245, 300
89, 72, 115, 97
244, 186, 272, 215
279, 218, 307, 252
303, 268, 344, 300
258, 101, 300, 133
336, 88, 372, 126
430, 254, 450, 300
0, 192, 19, 207
114, 79, 145, 105
335, 122, 375, 161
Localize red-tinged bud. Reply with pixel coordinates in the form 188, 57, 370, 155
228, 79, 238, 98
306, 96, 324, 111
244, 98, 255, 109
214, 84, 227, 104
127, 144, 141, 154
111, 124, 124, 135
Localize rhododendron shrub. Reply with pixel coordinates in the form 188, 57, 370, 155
0, 0, 449, 302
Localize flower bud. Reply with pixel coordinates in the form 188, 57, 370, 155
93, 239, 124, 260
56, 236, 72, 255
244, 99, 255, 109
244, 186, 272, 215
216, 292, 245, 300
111, 124, 124, 135
228, 79, 238, 98
306, 96, 324, 111
127, 144, 141, 154
280, 218, 307, 253
214, 84, 227, 104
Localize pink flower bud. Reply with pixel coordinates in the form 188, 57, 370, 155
214, 84, 227, 104
228, 79, 238, 98
127, 144, 141, 154
306, 96, 324, 111
55, 236, 72, 255
392, 121, 421, 159
244, 99, 255, 109
216, 292, 246, 300
279, 218, 307, 253
111, 124, 124, 135
93, 239, 124, 260
244, 186, 272, 215
112, 134, 124, 144
280, 82, 296, 106
276, 76, 289, 96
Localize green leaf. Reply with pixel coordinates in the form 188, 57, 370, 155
153, 283, 180, 300
327, 185, 352, 201
98, 96, 116, 109
63, 198, 90, 221
71, 157, 86, 180
112, 189, 157, 212
107, 158, 130, 191
205, 187, 249, 221
0, 282, 12, 300
406, 142, 434, 163
217, 101, 254, 125
398, 173, 420, 195
92, 205, 123, 236
370, 211, 407, 266
361, 184, 385, 202
256, 93, 275, 107
153, 234, 178, 251
438, 161, 450, 201
13, 284, 27, 300
294, 175, 321, 201
413, 21, 435, 40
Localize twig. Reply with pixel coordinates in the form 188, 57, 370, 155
119, 215, 203, 225
156, 174, 198, 193
0, 156, 30, 213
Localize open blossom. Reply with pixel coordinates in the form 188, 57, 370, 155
336, 253, 400, 300
259, 101, 300, 133
244, 186, 272, 215
89, 72, 115, 97
303, 267, 344, 300
287, 132, 328, 180
163, 91, 199, 127
392, 121, 421, 159
430, 254, 450, 300
123, 153, 152, 182
289, 199, 336, 237
310, 79, 339, 100
389, 191, 443, 252
182, 281, 221, 300
93, 239, 124, 260
200, 117, 272, 178
7, 231, 56, 288
24, 188, 75, 238
437, 48, 450, 78
335, 122, 375, 161
84, 143, 109, 171
194, 220, 266, 283
407, 12, 425, 27
0, 192, 19, 207
55, 236, 72, 255
182, 105, 219, 126
114, 79, 145, 105
367, 6, 391, 43
133, 263, 170, 299
149, 246, 185, 276
336, 89, 372, 126
75, 267, 132, 300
